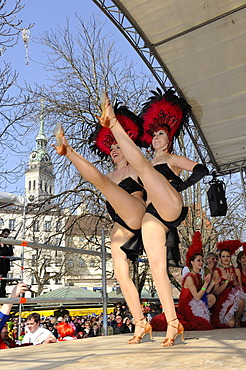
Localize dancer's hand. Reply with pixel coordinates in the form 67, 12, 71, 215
95, 90, 115, 128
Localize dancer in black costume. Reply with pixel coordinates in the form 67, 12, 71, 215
97, 88, 208, 346
53, 104, 152, 344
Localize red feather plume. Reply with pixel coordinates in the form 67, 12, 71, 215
186, 231, 203, 267
216, 240, 242, 255
140, 88, 191, 150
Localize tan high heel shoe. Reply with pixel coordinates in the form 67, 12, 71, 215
128, 317, 153, 344
95, 90, 116, 128
52, 123, 73, 157
160, 318, 185, 347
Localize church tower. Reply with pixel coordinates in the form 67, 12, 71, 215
25, 107, 55, 203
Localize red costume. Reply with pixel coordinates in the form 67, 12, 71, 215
239, 267, 246, 325
177, 272, 213, 330
211, 266, 244, 328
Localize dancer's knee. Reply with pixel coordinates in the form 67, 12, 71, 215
228, 317, 236, 327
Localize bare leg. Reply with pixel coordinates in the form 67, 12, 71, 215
111, 224, 147, 337
207, 294, 216, 308
55, 137, 145, 230
110, 119, 182, 222
142, 213, 179, 339
234, 298, 245, 326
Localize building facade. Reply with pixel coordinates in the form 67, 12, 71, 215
0, 117, 115, 297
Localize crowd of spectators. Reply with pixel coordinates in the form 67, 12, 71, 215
1, 291, 159, 350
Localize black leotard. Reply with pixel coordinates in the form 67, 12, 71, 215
145, 163, 188, 229
106, 177, 144, 262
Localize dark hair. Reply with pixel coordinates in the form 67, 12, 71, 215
237, 251, 244, 268
1, 228, 10, 235
27, 313, 40, 323
218, 248, 231, 258
189, 253, 203, 268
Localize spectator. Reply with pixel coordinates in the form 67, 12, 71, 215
204, 252, 218, 275
22, 313, 56, 345
0, 228, 13, 297
0, 282, 28, 349
57, 322, 76, 341
91, 322, 101, 337
121, 317, 135, 334
47, 323, 58, 339
83, 321, 94, 338
113, 315, 124, 335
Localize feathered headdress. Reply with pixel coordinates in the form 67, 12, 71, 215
89, 102, 142, 159
186, 231, 203, 267
140, 88, 191, 151
216, 240, 242, 255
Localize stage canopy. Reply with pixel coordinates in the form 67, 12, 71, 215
93, 1, 246, 176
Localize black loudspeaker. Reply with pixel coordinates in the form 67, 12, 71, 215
207, 180, 227, 216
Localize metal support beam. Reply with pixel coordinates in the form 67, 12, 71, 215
240, 167, 246, 211
0, 237, 111, 258
101, 228, 108, 336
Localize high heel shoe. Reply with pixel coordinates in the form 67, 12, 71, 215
95, 90, 116, 128
160, 318, 185, 347
128, 317, 153, 344
52, 123, 72, 157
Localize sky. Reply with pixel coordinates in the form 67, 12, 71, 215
3, 0, 147, 194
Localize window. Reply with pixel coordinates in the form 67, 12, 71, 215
45, 183, 47, 192
56, 221, 61, 232
49, 185, 52, 194
33, 220, 39, 232
31, 255, 36, 267
55, 258, 62, 267
0, 218, 3, 228
31, 275, 37, 285
9, 219, 15, 231
89, 258, 96, 267
55, 238, 61, 246
66, 260, 74, 268
29, 181, 31, 190
45, 220, 51, 232
33, 180, 36, 190
79, 259, 86, 267
40, 180, 42, 190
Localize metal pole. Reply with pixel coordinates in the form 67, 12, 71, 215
101, 228, 108, 336
18, 204, 26, 339
240, 167, 246, 211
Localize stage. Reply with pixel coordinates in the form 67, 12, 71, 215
0, 328, 245, 369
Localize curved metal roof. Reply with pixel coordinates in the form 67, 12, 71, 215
92, 0, 246, 175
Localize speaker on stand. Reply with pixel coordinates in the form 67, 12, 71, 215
207, 175, 227, 216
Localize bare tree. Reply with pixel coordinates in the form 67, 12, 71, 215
0, 0, 33, 188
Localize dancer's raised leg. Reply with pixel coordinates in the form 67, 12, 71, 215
53, 134, 145, 231
98, 100, 182, 222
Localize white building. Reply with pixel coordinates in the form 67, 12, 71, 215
0, 116, 115, 297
